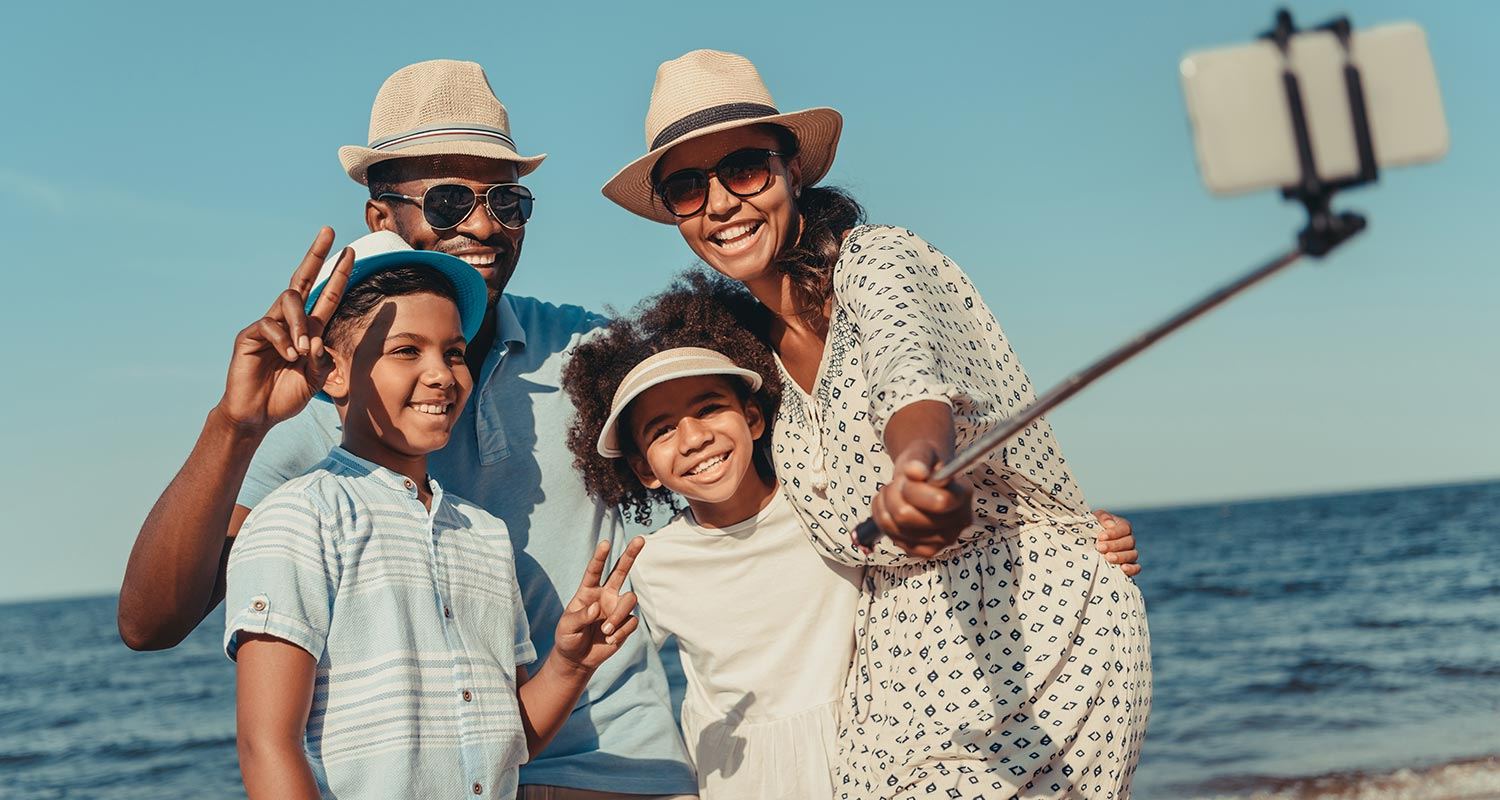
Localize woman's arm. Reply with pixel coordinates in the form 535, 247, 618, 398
872, 400, 974, 559
236, 633, 320, 800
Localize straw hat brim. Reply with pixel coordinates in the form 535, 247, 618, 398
340, 139, 547, 185
601, 107, 842, 224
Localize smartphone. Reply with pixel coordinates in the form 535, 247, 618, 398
1180, 21, 1448, 195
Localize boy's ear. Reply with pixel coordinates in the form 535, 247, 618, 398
321, 349, 352, 403
626, 452, 664, 490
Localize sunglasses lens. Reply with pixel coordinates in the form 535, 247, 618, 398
717, 150, 773, 196
660, 170, 709, 217
486, 185, 534, 228
421, 184, 479, 229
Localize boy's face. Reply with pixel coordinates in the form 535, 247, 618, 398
625, 374, 765, 508
327, 292, 473, 462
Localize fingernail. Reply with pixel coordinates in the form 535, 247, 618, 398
298, 335, 309, 351
1103, 518, 1117, 528
1096, 543, 1108, 553
601, 622, 614, 635
285, 347, 298, 360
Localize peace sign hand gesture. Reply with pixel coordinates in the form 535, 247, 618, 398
215, 227, 354, 435
553, 537, 645, 673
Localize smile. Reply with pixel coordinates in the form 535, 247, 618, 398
686, 453, 728, 476
409, 402, 451, 415
455, 253, 497, 267
708, 221, 762, 251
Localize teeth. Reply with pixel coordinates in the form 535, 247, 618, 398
711, 222, 758, 243
458, 253, 496, 266
410, 403, 450, 415
688, 455, 726, 475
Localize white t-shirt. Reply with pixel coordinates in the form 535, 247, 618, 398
630, 489, 863, 800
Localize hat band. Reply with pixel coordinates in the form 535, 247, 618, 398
649, 102, 779, 151
371, 122, 517, 153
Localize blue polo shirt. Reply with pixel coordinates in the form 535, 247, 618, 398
238, 294, 696, 794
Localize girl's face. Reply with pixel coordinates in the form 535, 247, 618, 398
655, 126, 802, 289
624, 374, 769, 526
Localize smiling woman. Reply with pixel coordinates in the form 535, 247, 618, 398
603, 49, 1152, 799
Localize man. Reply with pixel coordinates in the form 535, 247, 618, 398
119, 59, 1140, 799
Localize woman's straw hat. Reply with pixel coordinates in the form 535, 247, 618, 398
339, 60, 546, 186
602, 50, 843, 224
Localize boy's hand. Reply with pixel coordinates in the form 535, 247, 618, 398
869, 441, 974, 560
216, 228, 354, 434
554, 537, 644, 673
1093, 510, 1141, 577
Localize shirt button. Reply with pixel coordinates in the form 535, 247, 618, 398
404, 479, 415, 490
472, 782, 483, 795
251, 599, 266, 612
462, 689, 472, 702
443, 605, 452, 619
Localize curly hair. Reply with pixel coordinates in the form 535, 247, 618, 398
563, 270, 782, 526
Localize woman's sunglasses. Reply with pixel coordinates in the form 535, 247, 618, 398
377, 183, 535, 230
654, 149, 789, 218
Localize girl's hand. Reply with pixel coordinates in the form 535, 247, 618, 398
869, 442, 974, 559
553, 537, 644, 673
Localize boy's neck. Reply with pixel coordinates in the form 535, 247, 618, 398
684, 471, 779, 529
341, 436, 433, 508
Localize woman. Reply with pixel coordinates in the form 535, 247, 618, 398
603, 50, 1150, 798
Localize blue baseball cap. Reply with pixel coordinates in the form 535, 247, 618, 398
305, 230, 489, 343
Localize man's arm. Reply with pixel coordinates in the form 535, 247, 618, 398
236, 633, 321, 800
118, 411, 258, 649
117, 230, 352, 650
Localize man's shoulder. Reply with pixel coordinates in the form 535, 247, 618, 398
503, 293, 610, 341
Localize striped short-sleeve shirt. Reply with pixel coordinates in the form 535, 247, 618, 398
225, 446, 536, 800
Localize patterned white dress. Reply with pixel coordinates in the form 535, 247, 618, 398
770, 225, 1151, 799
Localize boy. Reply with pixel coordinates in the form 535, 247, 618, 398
562, 276, 861, 800
225, 232, 643, 800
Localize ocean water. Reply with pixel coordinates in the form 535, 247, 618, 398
2, 479, 1497, 799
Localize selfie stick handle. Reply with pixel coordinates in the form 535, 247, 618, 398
853, 8, 1379, 549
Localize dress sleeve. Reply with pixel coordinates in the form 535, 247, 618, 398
223, 484, 340, 660
835, 226, 1091, 519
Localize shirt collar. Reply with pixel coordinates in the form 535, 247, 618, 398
327, 445, 440, 500
496, 294, 527, 349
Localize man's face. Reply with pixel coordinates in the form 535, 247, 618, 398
367, 155, 526, 304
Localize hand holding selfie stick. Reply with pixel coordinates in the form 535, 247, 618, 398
855, 9, 1379, 550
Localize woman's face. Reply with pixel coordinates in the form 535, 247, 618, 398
656, 126, 801, 288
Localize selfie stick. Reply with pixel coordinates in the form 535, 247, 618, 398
855, 9, 1378, 549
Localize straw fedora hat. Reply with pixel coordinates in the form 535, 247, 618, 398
339, 59, 546, 185
602, 49, 842, 224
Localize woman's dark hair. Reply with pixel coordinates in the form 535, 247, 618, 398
763, 125, 867, 322
562, 271, 782, 526
323, 266, 460, 350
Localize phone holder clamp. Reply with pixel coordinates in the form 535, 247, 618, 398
1262, 8, 1378, 257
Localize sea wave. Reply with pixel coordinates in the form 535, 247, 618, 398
1186, 755, 1500, 800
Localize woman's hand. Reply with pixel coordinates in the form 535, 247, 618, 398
1093, 510, 1141, 577
552, 537, 644, 673
869, 441, 974, 559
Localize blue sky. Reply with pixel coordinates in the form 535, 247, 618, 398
1, 0, 1494, 603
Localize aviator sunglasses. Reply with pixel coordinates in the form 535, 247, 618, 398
378, 183, 535, 230
654, 148, 789, 218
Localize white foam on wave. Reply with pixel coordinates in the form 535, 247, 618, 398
1190, 755, 1500, 800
